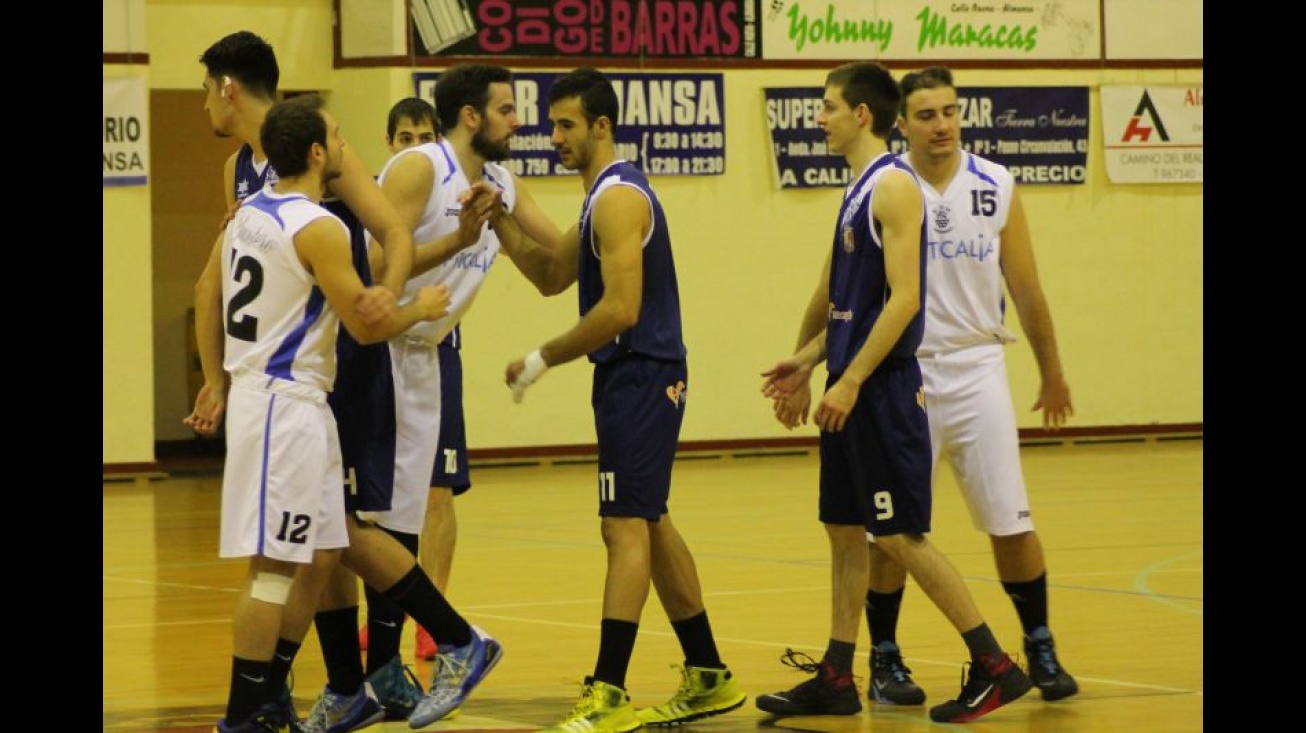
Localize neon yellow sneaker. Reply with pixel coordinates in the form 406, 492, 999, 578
541, 677, 641, 733
636, 665, 747, 726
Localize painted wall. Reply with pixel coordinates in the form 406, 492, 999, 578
104, 0, 1202, 464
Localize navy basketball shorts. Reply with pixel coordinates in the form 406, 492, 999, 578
819, 357, 933, 536
591, 356, 688, 520
328, 334, 398, 514
430, 343, 471, 494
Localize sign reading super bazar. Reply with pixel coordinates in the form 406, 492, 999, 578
764, 85, 1089, 189
415, 71, 727, 177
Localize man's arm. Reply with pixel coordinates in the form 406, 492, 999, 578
376, 151, 498, 279
814, 170, 923, 432
1000, 187, 1073, 428
504, 186, 645, 399
296, 218, 448, 344
184, 233, 228, 435
487, 181, 579, 296
326, 143, 414, 296
763, 252, 831, 428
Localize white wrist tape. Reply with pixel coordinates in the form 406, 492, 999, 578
511, 349, 549, 403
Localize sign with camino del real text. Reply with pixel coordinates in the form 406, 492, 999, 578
415, 71, 726, 177
1099, 85, 1202, 184
764, 85, 1089, 189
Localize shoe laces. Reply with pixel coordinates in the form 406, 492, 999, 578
562, 679, 605, 718
777, 649, 855, 699
873, 648, 915, 683
433, 644, 473, 689
1030, 640, 1062, 677
778, 648, 823, 675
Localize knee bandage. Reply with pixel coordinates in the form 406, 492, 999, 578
250, 571, 294, 605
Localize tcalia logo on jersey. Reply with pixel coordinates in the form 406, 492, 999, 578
666, 380, 686, 409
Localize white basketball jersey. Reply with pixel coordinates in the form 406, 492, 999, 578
377, 139, 517, 343
220, 187, 346, 393
900, 150, 1019, 356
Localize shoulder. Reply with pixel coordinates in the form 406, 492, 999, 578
965, 151, 1014, 189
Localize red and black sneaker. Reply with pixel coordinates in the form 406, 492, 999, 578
755, 649, 862, 716
928, 652, 1032, 723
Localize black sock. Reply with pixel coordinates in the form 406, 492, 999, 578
671, 611, 723, 669
960, 623, 1003, 664
314, 606, 364, 694
1001, 573, 1049, 635
226, 656, 272, 724
592, 619, 639, 690
382, 564, 471, 648
267, 638, 300, 696
823, 639, 856, 675
366, 528, 420, 674
865, 586, 906, 647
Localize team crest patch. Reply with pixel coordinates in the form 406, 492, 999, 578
931, 203, 952, 234
842, 226, 855, 253
666, 380, 686, 409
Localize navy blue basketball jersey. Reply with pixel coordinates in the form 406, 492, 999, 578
233, 144, 277, 202
577, 161, 686, 364
825, 154, 927, 375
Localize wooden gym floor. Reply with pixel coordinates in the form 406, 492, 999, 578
104, 438, 1203, 732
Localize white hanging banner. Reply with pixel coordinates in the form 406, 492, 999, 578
1100, 85, 1202, 184
104, 77, 149, 187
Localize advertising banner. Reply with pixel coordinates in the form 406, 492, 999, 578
416, 71, 726, 177
104, 76, 149, 187
412, 0, 761, 59
761, 0, 1100, 61
1100, 85, 1202, 183
764, 85, 1089, 188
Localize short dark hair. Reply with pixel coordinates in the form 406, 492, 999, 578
899, 66, 955, 115
388, 97, 438, 139
199, 31, 279, 100
547, 67, 620, 130
261, 94, 327, 178
825, 61, 900, 139
433, 64, 513, 132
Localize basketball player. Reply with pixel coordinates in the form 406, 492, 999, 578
184, 94, 450, 733
757, 61, 1032, 723
879, 65, 1078, 702
309, 63, 564, 730
484, 66, 746, 730
198, 33, 505, 733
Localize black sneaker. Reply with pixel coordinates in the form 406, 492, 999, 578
928, 653, 1032, 723
1024, 627, 1079, 701
868, 641, 926, 705
755, 649, 862, 716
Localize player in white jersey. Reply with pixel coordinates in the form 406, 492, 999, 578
879, 66, 1078, 702
307, 64, 562, 730
185, 95, 450, 733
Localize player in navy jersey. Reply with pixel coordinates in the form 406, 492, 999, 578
482, 66, 746, 731
873, 66, 1077, 702
758, 61, 1031, 723
184, 94, 450, 733
197, 33, 504, 732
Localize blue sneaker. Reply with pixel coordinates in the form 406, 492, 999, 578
301, 681, 384, 733
408, 625, 503, 728
366, 656, 424, 720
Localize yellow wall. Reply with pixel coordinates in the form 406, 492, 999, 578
104, 65, 156, 465
104, 0, 1202, 464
